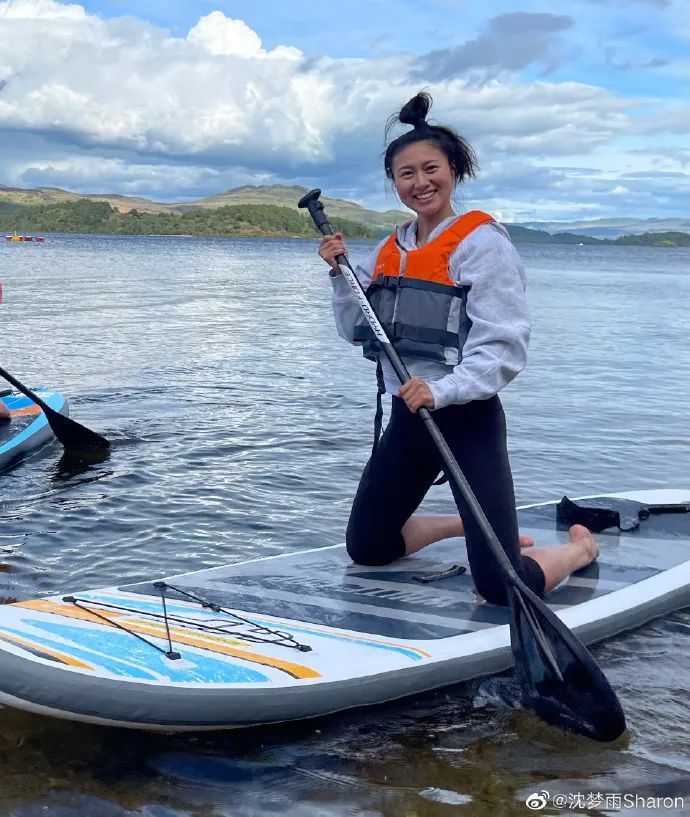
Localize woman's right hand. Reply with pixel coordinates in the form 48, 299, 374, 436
318, 232, 348, 273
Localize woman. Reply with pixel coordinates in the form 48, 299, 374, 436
318, 91, 597, 605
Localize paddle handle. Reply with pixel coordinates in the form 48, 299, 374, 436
299, 190, 520, 581
0, 365, 53, 415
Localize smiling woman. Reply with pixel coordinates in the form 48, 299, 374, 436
317, 91, 601, 607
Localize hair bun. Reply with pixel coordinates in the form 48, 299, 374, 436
398, 91, 432, 129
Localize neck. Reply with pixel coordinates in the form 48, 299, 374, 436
416, 205, 455, 246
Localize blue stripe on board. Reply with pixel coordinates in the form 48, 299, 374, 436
9, 619, 269, 683
0, 392, 63, 461
0, 413, 48, 453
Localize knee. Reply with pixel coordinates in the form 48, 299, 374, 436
474, 579, 510, 607
345, 528, 402, 567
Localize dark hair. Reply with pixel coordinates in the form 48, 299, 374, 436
383, 91, 478, 184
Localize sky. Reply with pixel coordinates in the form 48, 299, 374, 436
0, 0, 687, 222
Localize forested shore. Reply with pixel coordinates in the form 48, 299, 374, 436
0, 200, 375, 239
1, 199, 688, 246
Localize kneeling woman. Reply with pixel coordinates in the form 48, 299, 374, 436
317, 91, 597, 605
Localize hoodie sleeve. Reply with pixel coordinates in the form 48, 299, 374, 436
427, 222, 531, 410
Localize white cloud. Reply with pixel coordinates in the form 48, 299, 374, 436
0, 0, 84, 20
187, 11, 262, 58
0, 0, 686, 219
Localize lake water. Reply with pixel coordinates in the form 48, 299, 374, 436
1, 234, 688, 816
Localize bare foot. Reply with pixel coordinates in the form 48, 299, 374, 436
567, 523, 599, 563
519, 534, 535, 548
520, 524, 599, 594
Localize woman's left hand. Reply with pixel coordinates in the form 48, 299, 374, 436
398, 377, 435, 413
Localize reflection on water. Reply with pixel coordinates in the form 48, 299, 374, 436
0, 235, 689, 815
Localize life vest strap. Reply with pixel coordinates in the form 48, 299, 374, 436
371, 359, 386, 457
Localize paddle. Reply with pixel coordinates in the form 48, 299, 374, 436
299, 189, 626, 742
0, 365, 110, 452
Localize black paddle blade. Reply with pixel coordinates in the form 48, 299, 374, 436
0, 365, 109, 453
508, 583, 627, 742
46, 408, 110, 453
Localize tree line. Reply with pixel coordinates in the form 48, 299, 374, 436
0, 199, 375, 239
1, 198, 688, 246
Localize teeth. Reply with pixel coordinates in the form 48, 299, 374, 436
416, 192, 435, 201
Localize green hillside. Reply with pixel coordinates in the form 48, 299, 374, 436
0, 184, 172, 214
504, 225, 601, 244
0, 183, 410, 232
187, 185, 410, 232
0, 199, 375, 238
3, 182, 688, 240
504, 224, 690, 247
2, 183, 688, 245
610, 231, 690, 247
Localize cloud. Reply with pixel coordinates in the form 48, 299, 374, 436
0, 0, 686, 220
412, 12, 573, 80
0, 3, 320, 167
187, 11, 263, 57
0, 0, 85, 20
606, 56, 669, 70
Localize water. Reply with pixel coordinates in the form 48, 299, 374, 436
1, 235, 688, 816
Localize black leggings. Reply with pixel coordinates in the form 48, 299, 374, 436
346, 396, 545, 605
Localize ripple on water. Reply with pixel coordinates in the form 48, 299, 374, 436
1, 237, 689, 816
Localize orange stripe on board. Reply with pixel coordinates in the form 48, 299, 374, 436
10, 406, 42, 417
18, 600, 320, 680
0, 630, 93, 669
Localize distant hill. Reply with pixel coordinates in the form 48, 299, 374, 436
516, 217, 690, 239
0, 199, 376, 239
504, 225, 601, 244
2, 182, 688, 240
177, 185, 411, 233
0, 184, 173, 214
0, 183, 409, 232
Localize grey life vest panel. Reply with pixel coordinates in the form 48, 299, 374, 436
352, 274, 470, 366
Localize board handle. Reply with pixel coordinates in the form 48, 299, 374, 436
640, 503, 690, 517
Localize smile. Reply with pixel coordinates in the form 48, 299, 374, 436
415, 191, 436, 202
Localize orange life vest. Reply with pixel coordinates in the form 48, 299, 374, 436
353, 211, 494, 364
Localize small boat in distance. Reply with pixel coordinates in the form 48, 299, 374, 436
4, 231, 45, 243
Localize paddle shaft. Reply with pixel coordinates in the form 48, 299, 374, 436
0, 365, 59, 416
303, 197, 520, 583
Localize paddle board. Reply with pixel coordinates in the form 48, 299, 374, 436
0, 489, 687, 731
0, 390, 68, 472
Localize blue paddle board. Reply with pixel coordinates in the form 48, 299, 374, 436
0, 390, 68, 472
